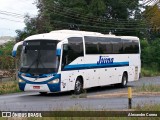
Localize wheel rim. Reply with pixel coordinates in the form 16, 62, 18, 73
123, 75, 127, 86
75, 80, 81, 92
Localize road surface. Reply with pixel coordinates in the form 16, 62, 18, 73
0, 76, 160, 111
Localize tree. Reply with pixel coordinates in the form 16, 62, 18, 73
16, 0, 143, 41
142, 1, 160, 39
16, 15, 38, 41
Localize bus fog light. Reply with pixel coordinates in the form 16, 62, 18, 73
48, 79, 59, 84
19, 79, 25, 83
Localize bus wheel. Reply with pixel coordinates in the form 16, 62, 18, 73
120, 73, 128, 88
39, 92, 47, 95
74, 77, 83, 95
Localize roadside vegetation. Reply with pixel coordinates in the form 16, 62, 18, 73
141, 39, 160, 77
0, 80, 21, 95
135, 104, 160, 111
134, 84, 160, 92
0, 41, 15, 70
141, 68, 160, 77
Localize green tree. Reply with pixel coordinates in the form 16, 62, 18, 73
16, 0, 143, 41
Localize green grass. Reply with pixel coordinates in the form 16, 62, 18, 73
141, 67, 160, 77
135, 104, 160, 111
0, 80, 21, 95
135, 84, 160, 92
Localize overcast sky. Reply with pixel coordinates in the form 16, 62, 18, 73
0, 0, 38, 37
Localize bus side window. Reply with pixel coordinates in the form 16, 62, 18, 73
62, 37, 83, 70
67, 37, 83, 62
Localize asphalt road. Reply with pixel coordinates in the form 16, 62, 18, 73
0, 76, 160, 111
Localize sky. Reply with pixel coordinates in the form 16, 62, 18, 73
0, 0, 38, 37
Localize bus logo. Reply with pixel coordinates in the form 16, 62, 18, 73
97, 56, 114, 64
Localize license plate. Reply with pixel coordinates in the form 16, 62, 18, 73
33, 86, 40, 89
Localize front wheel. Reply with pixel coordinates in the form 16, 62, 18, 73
120, 73, 128, 88
74, 78, 83, 95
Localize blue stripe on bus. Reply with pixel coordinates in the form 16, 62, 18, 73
63, 62, 129, 71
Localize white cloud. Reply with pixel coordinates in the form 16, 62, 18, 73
0, 0, 38, 37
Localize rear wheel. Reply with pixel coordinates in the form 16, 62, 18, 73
120, 73, 128, 87
74, 77, 83, 95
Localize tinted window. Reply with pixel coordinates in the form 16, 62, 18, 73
132, 40, 139, 53
68, 37, 84, 63
111, 38, 123, 54
85, 36, 99, 54
85, 36, 123, 54
98, 37, 112, 54
123, 39, 139, 53
85, 37, 139, 54
98, 37, 122, 54
123, 40, 133, 53
62, 37, 83, 68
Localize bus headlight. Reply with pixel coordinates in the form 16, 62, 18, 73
19, 79, 25, 83
48, 78, 59, 84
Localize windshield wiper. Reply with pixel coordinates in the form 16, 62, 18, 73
24, 50, 45, 74
36, 50, 45, 69
25, 53, 39, 73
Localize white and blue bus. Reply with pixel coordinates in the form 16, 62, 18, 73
12, 30, 141, 94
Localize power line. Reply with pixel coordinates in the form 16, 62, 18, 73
49, 5, 147, 26
0, 10, 24, 17
0, 12, 24, 19
0, 28, 15, 31
142, 0, 160, 6
52, 20, 149, 30
0, 10, 37, 18
0, 17, 24, 23
51, 10, 147, 28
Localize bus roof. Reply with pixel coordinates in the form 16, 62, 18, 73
25, 30, 102, 41
24, 30, 139, 41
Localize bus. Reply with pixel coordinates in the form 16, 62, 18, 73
12, 30, 141, 94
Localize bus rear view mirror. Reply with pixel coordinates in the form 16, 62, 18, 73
12, 41, 23, 57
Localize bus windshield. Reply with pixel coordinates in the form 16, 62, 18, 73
20, 40, 59, 74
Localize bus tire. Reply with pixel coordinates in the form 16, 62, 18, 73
74, 77, 83, 95
39, 92, 47, 95
120, 73, 128, 88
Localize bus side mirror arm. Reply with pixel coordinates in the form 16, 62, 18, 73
12, 41, 23, 57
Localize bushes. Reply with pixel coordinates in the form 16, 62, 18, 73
141, 38, 160, 71
0, 41, 15, 70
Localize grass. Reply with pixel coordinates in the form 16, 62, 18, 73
141, 67, 160, 77
135, 104, 160, 111
0, 80, 21, 95
135, 84, 160, 92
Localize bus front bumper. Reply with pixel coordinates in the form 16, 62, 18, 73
19, 83, 60, 92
